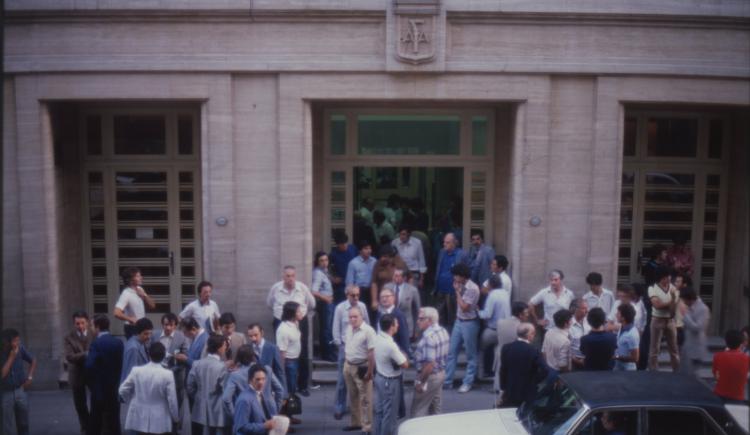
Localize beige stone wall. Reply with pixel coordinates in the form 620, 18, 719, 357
2, 2, 749, 386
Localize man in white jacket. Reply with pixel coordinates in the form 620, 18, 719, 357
119, 341, 179, 435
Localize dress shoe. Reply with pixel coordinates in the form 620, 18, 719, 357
290, 416, 302, 425
299, 388, 311, 397
342, 425, 362, 431
334, 412, 343, 420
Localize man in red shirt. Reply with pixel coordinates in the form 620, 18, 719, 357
713, 329, 750, 403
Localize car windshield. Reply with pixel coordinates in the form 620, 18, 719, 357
519, 381, 583, 435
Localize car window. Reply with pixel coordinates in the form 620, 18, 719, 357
521, 381, 582, 435
574, 410, 639, 435
647, 409, 722, 435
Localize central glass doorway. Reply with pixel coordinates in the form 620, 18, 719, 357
352, 167, 464, 250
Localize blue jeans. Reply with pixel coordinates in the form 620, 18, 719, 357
334, 344, 348, 415
1, 388, 29, 435
373, 374, 402, 435
284, 359, 299, 395
444, 319, 479, 388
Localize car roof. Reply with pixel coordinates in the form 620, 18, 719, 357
560, 371, 724, 409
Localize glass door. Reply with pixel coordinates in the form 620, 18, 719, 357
84, 167, 201, 330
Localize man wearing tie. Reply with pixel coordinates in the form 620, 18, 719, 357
247, 323, 286, 392
153, 313, 189, 419
63, 310, 95, 435
383, 269, 421, 341
233, 365, 289, 435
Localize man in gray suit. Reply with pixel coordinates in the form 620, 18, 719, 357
121, 317, 153, 384
187, 333, 230, 435
63, 310, 95, 435
678, 288, 710, 375
153, 313, 189, 418
384, 269, 421, 340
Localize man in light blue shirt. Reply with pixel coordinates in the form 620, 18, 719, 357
478, 275, 510, 379
614, 303, 640, 371
346, 241, 377, 317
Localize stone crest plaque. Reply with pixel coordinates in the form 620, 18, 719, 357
395, 14, 436, 64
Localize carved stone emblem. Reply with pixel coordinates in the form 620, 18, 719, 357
396, 15, 436, 64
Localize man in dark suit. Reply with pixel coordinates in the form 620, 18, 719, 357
85, 314, 124, 435
499, 322, 548, 408
153, 313, 189, 416
374, 288, 410, 356
247, 323, 286, 390
64, 310, 95, 435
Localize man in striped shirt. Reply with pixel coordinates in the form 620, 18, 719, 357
411, 307, 450, 417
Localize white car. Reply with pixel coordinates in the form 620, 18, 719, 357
398, 371, 749, 435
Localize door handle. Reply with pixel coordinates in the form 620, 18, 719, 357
170, 251, 175, 275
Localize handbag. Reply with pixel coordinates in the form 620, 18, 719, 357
283, 393, 302, 415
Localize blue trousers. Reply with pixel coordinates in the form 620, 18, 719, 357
1, 388, 29, 435
284, 359, 299, 395
373, 374, 402, 435
333, 344, 348, 415
444, 319, 480, 388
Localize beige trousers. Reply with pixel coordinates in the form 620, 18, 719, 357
343, 361, 373, 431
410, 370, 446, 418
648, 317, 680, 371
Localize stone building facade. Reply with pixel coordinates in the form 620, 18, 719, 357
3, 0, 749, 386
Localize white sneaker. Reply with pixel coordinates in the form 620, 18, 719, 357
457, 384, 472, 393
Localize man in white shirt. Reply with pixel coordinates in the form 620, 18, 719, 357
481, 255, 513, 300
568, 298, 590, 369
541, 309, 573, 379
607, 285, 646, 335
266, 266, 316, 396
528, 269, 575, 331
342, 306, 376, 433
113, 267, 156, 339
373, 314, 408, 435
582, 272, 616, 316
391, 227, 427, 288
119, 342, 179, 435
179, 280, 221, 333
332, 286, 370, 420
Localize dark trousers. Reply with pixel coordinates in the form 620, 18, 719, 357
72, 384, 89, 432
191, 423, 229, 435
435, 293, 456, 329
88, 391, 121, 435
273, 316, 310, 391
317, 300, 335, 361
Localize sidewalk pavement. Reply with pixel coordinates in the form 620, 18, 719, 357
27, 383, 497, 435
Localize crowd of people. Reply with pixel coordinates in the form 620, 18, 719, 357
1, 222, 749, 435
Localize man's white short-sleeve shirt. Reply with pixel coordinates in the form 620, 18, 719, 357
115, 287, 145, 325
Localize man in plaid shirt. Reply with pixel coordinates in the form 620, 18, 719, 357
410, 307, 450, 417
